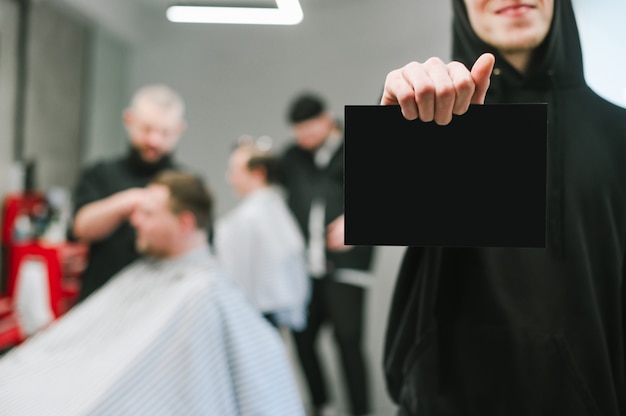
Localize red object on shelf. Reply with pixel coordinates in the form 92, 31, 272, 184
0, 192, 88, 352
0, 314, 25, 352
0, 296, 13, 319
0, 240, 87, 352
1, 193, 88, 352
7, 242, 88, 318
1, 192, 46, 246
1, 191, 47, 297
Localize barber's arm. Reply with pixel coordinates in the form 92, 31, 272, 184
380, 52, 495, 125
72, 188, 147, 243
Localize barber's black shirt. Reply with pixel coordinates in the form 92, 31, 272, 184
70, 149, 180, 302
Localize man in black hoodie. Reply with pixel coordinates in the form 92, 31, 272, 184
70, 84, 187, 302
381, 1, 626, 415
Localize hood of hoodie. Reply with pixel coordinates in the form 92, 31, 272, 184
451, 0, 586, 101
450, 0, 589, 255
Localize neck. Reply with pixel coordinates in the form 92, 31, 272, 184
165, 232, 207, 259
500, 49, 533, 76
499, 44, 536, 75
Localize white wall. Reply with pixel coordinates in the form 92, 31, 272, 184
571, 0, 626, 108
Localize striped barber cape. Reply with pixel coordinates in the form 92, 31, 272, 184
0, 247, 305, 416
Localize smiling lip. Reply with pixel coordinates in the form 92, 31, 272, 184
496, 4, 534, 16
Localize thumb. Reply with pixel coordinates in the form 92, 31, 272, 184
470, 53, 496, 104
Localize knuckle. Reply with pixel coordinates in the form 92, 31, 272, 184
424, 57, 445, 67
454, 74, 474, 92
398, 90, 416, 104
438, 83, 456, 101
404, 61, 422, 70
415, 82, 435, 102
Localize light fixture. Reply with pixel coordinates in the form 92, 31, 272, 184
166, 0, 303, 25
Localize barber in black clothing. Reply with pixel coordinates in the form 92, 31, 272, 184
279, 92, 376, 416
69, 84, 187, 302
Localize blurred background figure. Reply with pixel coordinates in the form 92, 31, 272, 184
69, 84, 188, 302
0, 170, 305, 415
279, 92, 376, 416
214, 134, 310, 331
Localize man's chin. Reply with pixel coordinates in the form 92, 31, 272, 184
140, 154, 162, 164
135, 242, 148, 254
136, 244, 165, 258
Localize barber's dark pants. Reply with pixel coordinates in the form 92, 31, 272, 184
292, 277, 370, 415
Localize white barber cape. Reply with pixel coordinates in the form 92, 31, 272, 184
214, 187, 310, 330
0, 247, 305, 416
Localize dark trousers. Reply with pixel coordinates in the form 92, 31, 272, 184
292, 277, 370, 415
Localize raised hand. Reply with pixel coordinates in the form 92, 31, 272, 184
380, 52, 495, 125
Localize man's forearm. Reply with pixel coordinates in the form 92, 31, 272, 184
72, 189, 141, 242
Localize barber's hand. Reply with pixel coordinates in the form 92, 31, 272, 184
72, 187, 149, 242
326, 214, 353, 252
380, 52, 495, 125
116, 187, 149, 217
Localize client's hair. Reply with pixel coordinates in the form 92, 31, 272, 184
150, 170, 213, 229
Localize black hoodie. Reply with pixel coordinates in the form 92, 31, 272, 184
383, 1, 626, 415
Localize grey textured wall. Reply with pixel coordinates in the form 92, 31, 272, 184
22, 2, 89, 192
82, 27, 129, 164
0, 0, 20, 196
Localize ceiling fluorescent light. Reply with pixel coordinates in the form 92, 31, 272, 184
166, 0, 303, 25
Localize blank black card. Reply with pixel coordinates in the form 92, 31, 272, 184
344, 104, 547, 247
